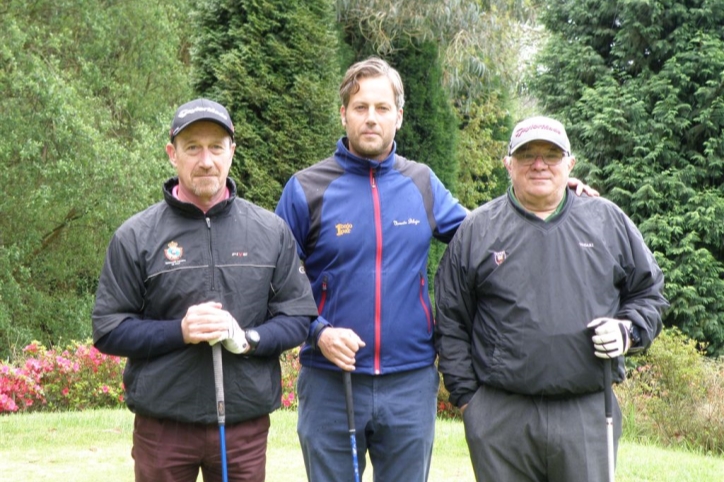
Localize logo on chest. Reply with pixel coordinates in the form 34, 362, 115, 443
164, 241, 186, 266
393, 218, 421, 227
336, 223, 353, 236
493, 250, 507, 266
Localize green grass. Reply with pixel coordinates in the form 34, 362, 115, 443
1, 409, 723, 481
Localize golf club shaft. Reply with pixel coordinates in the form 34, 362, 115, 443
604, 359, 615, 482
343, 371, 361, 482
212, 344, 229, 482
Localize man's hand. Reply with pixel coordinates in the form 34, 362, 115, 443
214, 315, 250, 355
588, 317, 632, 359
568, 177, 600, 197
317, 327, 366, 371
181, 302, 248, 353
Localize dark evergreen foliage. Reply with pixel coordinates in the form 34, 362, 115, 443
190, 0, 342, 210
390, 42, 459, 193
529, 0, 724, 354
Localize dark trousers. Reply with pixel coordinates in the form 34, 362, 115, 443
297, 365, 439, 482
464, 385, 622, 482
132, 413, 270, 482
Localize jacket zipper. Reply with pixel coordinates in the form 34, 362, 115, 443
419, 274, 432, 333
206, 217, 215, 291
370, 168, 383, 374
318, 277, 327, 315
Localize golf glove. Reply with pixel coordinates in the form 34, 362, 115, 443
210, 315, 250, 354
587, 317, 632, 359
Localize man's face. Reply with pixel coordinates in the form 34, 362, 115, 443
506, 140, 575, 205
340, 75, 403, 162
165, 121, 235, 205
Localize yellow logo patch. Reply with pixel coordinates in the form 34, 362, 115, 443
336, 223, 353, 236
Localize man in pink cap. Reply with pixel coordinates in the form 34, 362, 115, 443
435, 115, 668, 481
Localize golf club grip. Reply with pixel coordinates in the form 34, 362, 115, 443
343, 371, 355, 432
603, 359, 613, 418
212, 344, 226, 425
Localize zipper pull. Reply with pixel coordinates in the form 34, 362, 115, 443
206, 217, 211, 228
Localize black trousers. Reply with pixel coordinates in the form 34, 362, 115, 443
463, 385, 622, 482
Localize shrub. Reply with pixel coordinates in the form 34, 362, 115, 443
0, 340, 125, 414
280, 346, 301, 410
617, 327, 724, 454
3, 340, 466, 419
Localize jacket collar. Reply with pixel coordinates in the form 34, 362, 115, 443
162, 177, 237, 217
334, 137, 397, 175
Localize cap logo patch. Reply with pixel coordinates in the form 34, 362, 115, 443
514, 123, 563, 138
177, 106, 229, 121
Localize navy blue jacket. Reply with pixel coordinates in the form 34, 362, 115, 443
276, 138, 468, 375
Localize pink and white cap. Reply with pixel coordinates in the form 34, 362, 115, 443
508, 116, 570, 156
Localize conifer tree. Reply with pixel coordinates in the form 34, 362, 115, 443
529, 0, 724, 354
191, 0, 342, 209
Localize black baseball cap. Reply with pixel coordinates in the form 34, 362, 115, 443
169, 98, 235, 141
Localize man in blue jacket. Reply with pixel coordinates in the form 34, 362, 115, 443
276, 58, 597, 481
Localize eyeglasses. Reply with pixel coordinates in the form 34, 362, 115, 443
512, 150, 567, 166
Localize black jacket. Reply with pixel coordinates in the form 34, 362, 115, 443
92, 177, 318, 424
435, 189, 668, 407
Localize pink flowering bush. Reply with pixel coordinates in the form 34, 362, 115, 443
0, 340, 125, 413
4, 340, 460, 418
280, 346, 301, 410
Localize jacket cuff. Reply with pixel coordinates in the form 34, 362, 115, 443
307, 316, 331, 350
456, 391, 475, 408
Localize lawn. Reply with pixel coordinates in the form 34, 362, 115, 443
1, 409, 723, 481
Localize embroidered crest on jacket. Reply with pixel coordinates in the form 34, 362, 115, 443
336, 223, 353, 236
494, 250, 507, 266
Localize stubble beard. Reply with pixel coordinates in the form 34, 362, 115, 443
351, 136, 389, 160
191, 176, 222, 201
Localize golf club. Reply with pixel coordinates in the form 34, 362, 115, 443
604, 358, 615, 482
343, 371, 361, 482
212, 343, 229, 482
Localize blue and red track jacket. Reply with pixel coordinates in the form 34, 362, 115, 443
276, 138, 468, 375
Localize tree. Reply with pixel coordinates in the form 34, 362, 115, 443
529, 0, 724, 355
337, 0, 521, 210
0, 0, 193, 357
190, 0, 342, 210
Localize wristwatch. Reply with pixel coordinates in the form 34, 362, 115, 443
628, 324, 643, 354
245, 329, 260, 355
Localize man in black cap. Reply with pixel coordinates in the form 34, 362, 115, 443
92, 98, 319, 482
